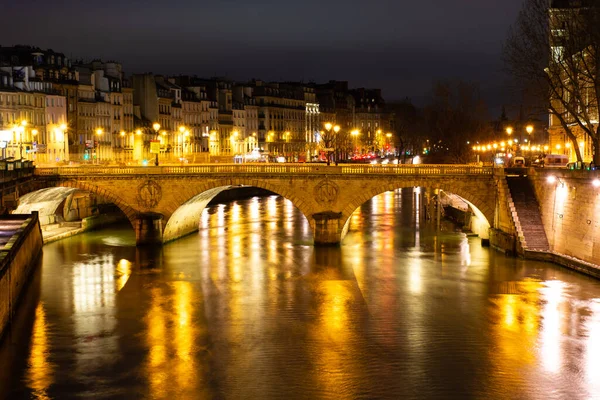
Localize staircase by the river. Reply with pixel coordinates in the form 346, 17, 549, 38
506, 176, 549, 251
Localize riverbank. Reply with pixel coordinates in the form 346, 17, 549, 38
42, 213, 125, 243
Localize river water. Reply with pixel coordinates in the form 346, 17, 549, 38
1, 188, 600, 400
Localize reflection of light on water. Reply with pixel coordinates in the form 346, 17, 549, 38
101, 236, 131, 246
26, 303, 53, 398
408, 255, 422, 294
460, 240, 471, 268
73, 255, 116, 313
249, 197, 260, 221
414, 188, 420, 246
217, 204, 225, 227
503, 295, 516, 328
72, 255, 119, 379
147, 287, 167, 397
540, 280, 565, 374
267, 195, 278, 219
384, 190, 393, 213
115, 259, 132, 292
173, 282, 197, 391
230, 236, 243, 282
200, 209, 210, 231
320, 282, 352, 335
586, 299, 600, 394
231, 202, 241, 224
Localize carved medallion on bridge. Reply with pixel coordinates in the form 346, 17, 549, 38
314, 179, 339, 205
137, 179, 162, 209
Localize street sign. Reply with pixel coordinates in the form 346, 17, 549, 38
322, 148, 334, 151
150, 140, 160, 154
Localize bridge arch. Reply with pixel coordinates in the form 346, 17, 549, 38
161, 178, 315, 243
40, 180, 140, 228
339, 179, 495, 242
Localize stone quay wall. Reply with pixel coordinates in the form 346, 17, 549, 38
0, 213, 43, 340
529, 169, 600, 267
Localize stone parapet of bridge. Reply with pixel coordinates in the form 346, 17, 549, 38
33, 164, 503, 246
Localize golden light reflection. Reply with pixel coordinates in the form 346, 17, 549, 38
173, 282, 197, 391
488, 278, 542, 395
26, 303, 54, 399
115, 259, 132, 292
384, 190, 393, 213
230, 201, 241, 224
586, 300, 600, 394
312, 281, 358, 397
414, 188, 421, 247
408, 255, 422, 294
249, 197, 260, 221
73, 258, 116, 312
145, 282, 200, 397
266, 195, 278, 220
540, 280, 565, 374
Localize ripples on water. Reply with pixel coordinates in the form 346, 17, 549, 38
1, 189, 600, 400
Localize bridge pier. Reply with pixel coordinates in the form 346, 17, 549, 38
312, 212, 343, 245
135, 212, 164, 246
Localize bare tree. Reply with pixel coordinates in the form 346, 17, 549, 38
319, 128, 336, 166
389, 99, 427, 163
424, 81, 492, 163
504, 0, 600, 163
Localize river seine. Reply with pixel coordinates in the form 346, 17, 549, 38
1, 188, 600, 399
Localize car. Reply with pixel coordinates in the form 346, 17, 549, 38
512, 156, 526, 167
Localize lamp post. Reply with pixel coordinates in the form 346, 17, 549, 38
152, 123, 160, 166
230, 130, 239, 155
351, 130, 360, 156
19, 120, 27, 159
525, 124, 534, 149
386, 132, 393, 155
60, 124, 68, 162
284, 131, 291, 161
31, 129, 38, 162
119, 131, 125, 162
95, 128, 103, 164
178, 126, 187, 157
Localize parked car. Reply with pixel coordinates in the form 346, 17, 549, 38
542, 154, 569, 168
512, 156, 526, 167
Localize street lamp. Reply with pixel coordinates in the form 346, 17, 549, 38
152, 123, 160, 166
386, 132, 392, 155
95, 128, 103, 164
178, 126, 187, 157
506, 126, 513, 136
31, 129, 38, 162
18, 120, 27, 159
351, 130, 360, 156
231, 130, 239, 155
60, 124, 68, 162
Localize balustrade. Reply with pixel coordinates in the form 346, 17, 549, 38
34, 164, 494, 176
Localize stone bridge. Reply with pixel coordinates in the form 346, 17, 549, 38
29, 164, 507, 246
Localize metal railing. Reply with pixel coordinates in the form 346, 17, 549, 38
34, 164, 495, 177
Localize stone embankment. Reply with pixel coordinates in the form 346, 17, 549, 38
0, 212, 43, 339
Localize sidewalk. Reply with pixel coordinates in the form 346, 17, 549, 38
41, 223, 84, 244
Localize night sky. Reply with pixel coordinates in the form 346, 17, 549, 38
3, 0, 524, 110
